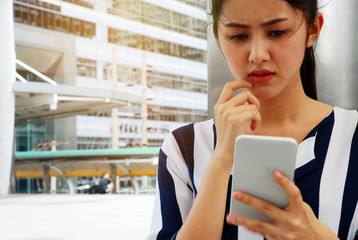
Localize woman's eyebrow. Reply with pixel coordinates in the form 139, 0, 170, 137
262, 18, 288, 26
224, 18, 289, 28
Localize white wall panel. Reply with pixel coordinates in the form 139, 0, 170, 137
76, 76, 207, 110
75, 37, 207, 81
43, 0, 206, 50
141, 0, 207, 21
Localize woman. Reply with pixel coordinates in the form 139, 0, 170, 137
148, 0, 358, 239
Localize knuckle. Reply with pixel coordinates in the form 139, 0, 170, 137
302, 202, 311, 210
214, 104, 219, 112
222, 109, 230, 119
281, 231, 293, 239
290, 219, 302, 232
247, 105, 256, 111
238, 217, 246, 225
225, 82, 233, 89
248, 109, 257, 119
243, 194, 252, 204
255, 222, 265, 231
215, 104, 224, 115
227, 114, 235, 124
256, 101, 261, 108
250, 109, 256, 117
243, 90, 251, 98
260, 201, 273, 214
291, 187, 302, 199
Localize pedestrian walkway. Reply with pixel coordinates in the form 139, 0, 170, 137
0, 194, 155, 240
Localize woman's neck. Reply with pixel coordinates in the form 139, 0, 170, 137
251, 81, 333, 143
259, 82, 310, 126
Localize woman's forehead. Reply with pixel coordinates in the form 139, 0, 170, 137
220, 0, 298, 25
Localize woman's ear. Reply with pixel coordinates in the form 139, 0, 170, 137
307, 13, 324, 48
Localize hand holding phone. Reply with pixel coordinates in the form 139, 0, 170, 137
229, 135, 297, 221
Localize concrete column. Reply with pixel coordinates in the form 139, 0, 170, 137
110, 164, 117, 193
130, 177, 140, 195
66, 178, 75, 194
97, 61, 104, 81
43, 164, 50, 194
50, 176, 57, 194
0, 0, 16, 195
116, 175, 120, 192
10, 136, 17, 193
141, 175, 148, 188
93, 0, 108, 42
141, 53, 148, 147
111, 47, 119, 149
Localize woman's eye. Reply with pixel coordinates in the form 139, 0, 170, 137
268, 30, 286, 37
229, 34, 248, 40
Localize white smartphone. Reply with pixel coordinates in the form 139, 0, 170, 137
229, 135, 297, 221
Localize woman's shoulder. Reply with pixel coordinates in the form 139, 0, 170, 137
300, 105, 357, 148
324, 106, 358, 144
169, 119, 214, 140
332, 106, 358, 123
161, 119, 214, 155
333, 106, 358, 114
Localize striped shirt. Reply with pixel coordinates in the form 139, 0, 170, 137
148, 107, 358, 240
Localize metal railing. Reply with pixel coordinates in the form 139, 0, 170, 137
16, 59, 57, 85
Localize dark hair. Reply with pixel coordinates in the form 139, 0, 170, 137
211, 0, 318, 100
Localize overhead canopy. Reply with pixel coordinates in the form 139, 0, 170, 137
14, 81, 143, 125
15, 45, 63, 75
15, 147, 160, 178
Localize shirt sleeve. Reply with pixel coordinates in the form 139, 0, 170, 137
147, 133, 194, 240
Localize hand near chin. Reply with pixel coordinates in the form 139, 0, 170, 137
226, 171, 339, 240
213, 80, 261, 164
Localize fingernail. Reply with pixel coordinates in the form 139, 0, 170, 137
227, 215, 236, 224
275, 171, 282, 179
234, 192, 243, 200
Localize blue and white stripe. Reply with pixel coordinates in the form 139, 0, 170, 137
148, 107, 358, 240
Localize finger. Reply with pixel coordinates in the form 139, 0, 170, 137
215, 91, 260, 129
226, 214, 281, 237
219, 106, 261, 131
216, 80, 253, 105
273, 171, 303, 207
232, 191, 283, 220
225, 89, 260, 110
244, 226, 276, 240
232, 104, 261, 131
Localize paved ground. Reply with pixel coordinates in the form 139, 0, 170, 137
0, 194, 155, 240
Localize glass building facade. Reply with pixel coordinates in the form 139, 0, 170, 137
14, 0, 207, 193
14, 0, 207, 150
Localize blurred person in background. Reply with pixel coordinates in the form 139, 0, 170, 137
98, 172, 114, 194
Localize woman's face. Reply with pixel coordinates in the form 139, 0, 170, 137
218, 0, 312, 100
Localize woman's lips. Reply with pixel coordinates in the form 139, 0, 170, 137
249, 70, 274, 84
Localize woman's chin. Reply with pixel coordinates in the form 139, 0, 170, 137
249, 88, 276, 101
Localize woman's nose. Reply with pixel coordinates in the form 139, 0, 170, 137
248, 38, 270, 65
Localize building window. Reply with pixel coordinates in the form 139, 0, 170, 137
108, 0, 207, 39
61, 0, 94, 9
108, 28, 206, 63
14, 1, 96, 38
77, 58, 97, 78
